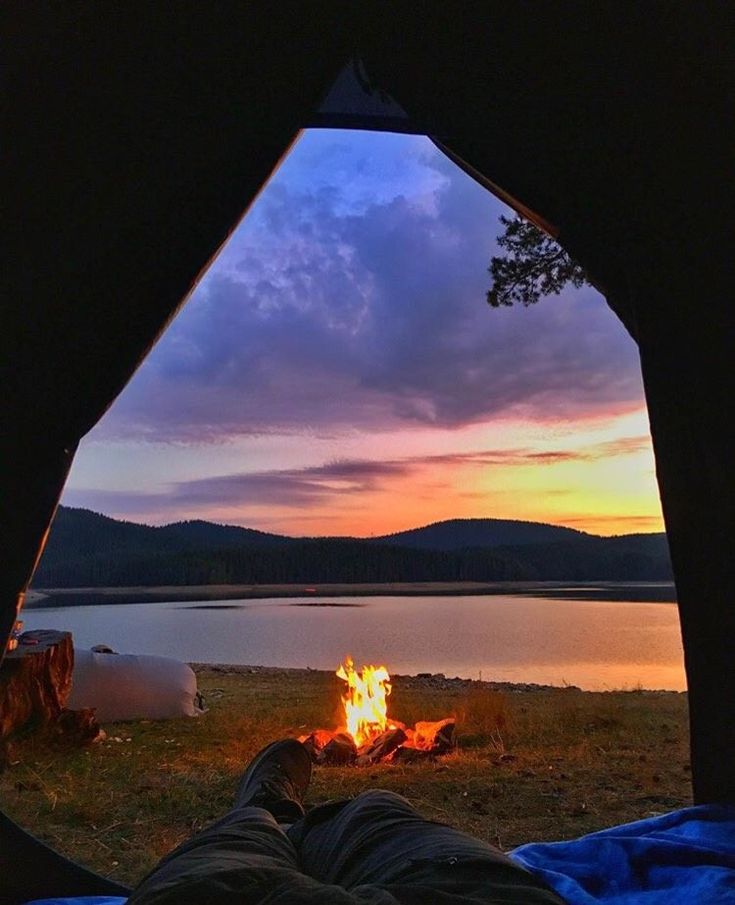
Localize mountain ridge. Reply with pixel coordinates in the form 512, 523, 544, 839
372, 517, 591, 550
33, 507, 671, 587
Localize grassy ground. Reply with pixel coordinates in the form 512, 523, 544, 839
0, 667, 691, 888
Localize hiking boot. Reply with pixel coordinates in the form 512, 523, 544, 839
235, 739, 312, 822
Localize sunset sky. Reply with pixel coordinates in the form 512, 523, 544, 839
62, 129, 664, 537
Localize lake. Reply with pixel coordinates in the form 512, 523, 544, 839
21, 589, 686, 691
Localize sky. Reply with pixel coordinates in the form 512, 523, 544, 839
61, 129, 664, 538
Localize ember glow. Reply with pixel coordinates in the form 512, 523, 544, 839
300, 656, 457, 766
336, 657, 391, 747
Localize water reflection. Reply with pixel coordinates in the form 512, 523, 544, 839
22, 593, 686, 691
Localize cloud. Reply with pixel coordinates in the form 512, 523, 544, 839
524, 435, 651, 464
590, 436, 652, 458
91, 132, 644, 444
173, 459, 412, 509
63, 458, 412, 516
524, 451, 584, 463
561, 514, 664, 532
66, 434, 652, 521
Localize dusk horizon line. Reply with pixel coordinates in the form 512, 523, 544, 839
57, 504, 666, 542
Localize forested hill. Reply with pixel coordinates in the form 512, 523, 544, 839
32, 507, 673, 587
38, 507, 294, 557
373, 518, 589, 550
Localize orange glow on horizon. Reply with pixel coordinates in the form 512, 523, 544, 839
75, 408, 665, 539
190, 409, 664, 538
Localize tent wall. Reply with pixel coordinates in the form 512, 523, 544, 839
632, 255, 735, 804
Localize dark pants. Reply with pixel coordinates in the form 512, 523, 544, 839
129, 790, 565, 905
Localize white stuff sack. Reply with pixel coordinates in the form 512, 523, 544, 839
68, 648, 205, 721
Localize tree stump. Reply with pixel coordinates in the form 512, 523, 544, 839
0, 630, 75, 739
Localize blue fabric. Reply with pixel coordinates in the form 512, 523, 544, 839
24, 898, 127, 905
511, 805, 735, 904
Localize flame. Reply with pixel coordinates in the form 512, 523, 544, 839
336, 657, 392, 748
403, 719, 455, 750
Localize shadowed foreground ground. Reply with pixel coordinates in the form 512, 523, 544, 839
0, 666, 691, 886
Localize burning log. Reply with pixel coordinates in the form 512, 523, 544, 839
301, 730, 358, 765
299, 658, 457, 767
355, 727, 407, 767
320, 733, 358, 766
391, 719, 456, 763
411, 718, 457, 752
300, 729, 334, 761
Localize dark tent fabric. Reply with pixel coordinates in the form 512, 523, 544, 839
0, 810, 130, 903
3, 5, 734, 903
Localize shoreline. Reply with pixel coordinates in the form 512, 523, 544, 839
26, 579, 677, 608
189, 661, 686, 695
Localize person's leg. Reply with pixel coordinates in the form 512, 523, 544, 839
129, 739, 358, 905
294, 790, 566, 905
128, 804, 360, 905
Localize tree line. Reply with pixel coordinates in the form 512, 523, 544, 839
34, 535, 672, 587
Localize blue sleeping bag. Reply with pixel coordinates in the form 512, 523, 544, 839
511, 804, 735, 903
24, 900, 126, 905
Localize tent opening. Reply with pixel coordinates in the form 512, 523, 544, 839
3, 126, 688, 891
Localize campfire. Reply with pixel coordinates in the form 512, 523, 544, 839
300, 657, 456, 766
